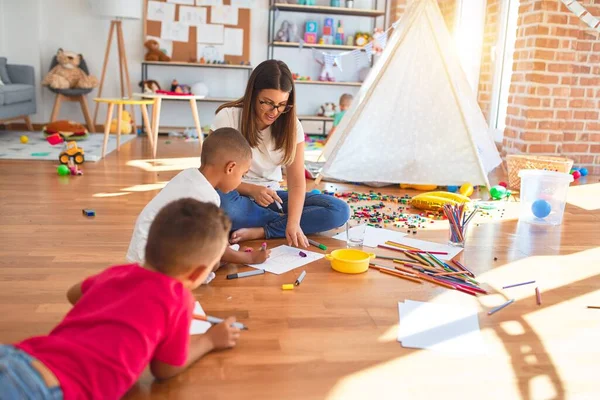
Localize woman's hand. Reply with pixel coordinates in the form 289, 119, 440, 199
286, 223, 309, 248
251, 186, 283, 208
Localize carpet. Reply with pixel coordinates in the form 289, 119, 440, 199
0, 131, 136, 162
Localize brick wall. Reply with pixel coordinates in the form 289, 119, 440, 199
477, 0, 501, 121
503, 0, 600, 174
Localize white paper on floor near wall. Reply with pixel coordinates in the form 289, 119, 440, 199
223, 28, 243, 56
146, 35, 173, 56
178, 5, 207, 25
197, 23, 224, 44
210, 5, 238, 25
161, 21, 190, 42
147, 1, 176, 22
190, 301, 212, 335
397, 300, 486, 355
332, 225, 408, 248
247, 245, 324, 275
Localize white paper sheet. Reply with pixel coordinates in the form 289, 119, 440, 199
332, 225, 408, 248
230, 0, 252, 8
247, 245, 324, 275
197, 43, 224, 62
190, 301, 212, 335
168, 0, 195, 5
196, 0, 223, 5
210, 5, 238, 25
178, 5, 207, 25
377, 237, 462, 261
397, 300, 486, 355
196, 23, 224, 44
147, 1, 176, 22
146, 35, 173, 57
223, 28, 243, 56
161, 21, 190, 42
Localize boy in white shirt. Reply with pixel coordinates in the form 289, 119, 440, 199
127, 128, 270, 272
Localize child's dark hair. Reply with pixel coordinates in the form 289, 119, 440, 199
145, 199, 231, 275
201, 127, 252, 166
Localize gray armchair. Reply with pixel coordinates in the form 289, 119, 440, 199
0, 57, 36, 130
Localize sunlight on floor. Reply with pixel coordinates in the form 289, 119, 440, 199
120, 182, 168, 192
566, 182, 600, 211
126, 157, 200, 172
93, 192, 131, 198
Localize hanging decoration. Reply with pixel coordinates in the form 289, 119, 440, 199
561, 0, 600, 29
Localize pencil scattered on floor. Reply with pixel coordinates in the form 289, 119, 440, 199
535, 287, 542, 305
488, 299, 515, 315
502, 280, 536, 289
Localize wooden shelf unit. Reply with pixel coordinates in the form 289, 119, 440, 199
272, 3, 385, 18
272, 41, 361, 51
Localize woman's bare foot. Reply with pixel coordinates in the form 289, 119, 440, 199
230, 227, 265, 244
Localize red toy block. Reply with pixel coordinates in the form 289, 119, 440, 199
46, 133, 64, 145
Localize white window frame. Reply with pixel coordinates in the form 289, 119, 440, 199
453, 0, 487, 95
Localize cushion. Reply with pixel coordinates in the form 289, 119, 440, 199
0, 84, 34, 105
0, 57, 11, 84
48, 87, 93, 96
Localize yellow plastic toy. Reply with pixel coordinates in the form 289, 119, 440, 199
325, 249, 375, 274
20, 135, 29, 144
109, 110, 133, 134
59, 141, 85, 165
459, 183, 474, 197
400, 184, 438, 191
411, 191, 471, 211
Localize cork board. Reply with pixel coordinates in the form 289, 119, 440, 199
144, 0, 251, 64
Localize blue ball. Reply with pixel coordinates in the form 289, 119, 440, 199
447, 185, 459, 193
309, 189, 321, 195
580, 167, 588, 176
531, 199, 551, 219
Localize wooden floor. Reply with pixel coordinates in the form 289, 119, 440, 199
1, 135, 599, 400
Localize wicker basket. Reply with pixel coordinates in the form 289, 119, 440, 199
506, 155, 573, 190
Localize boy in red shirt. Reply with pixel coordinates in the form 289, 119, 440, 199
1, 199, 239, 399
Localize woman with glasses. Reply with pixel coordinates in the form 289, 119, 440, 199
211, 60, 350, 247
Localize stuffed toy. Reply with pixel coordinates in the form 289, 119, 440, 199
43, 120, 88, 141
42, 49, 98, 90
170, 79, 191, 94
144, 39, 171, 62
139, 80, 161, 94
275, 20, 297, 42
109, 110, 133, 134
317, 102, 337, 118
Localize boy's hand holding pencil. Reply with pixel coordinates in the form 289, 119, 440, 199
205, 317, 241, 350
246, 243, 271, 264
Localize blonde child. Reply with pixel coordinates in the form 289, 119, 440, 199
326, 93, 354, 144
3, 199, 239, 399
127, 127, 270, 273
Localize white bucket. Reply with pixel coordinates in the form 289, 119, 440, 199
518, 170, 573, 225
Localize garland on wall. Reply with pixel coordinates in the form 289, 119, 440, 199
561, 0, 600, 30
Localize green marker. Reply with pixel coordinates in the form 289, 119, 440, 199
308, 238, 327, 251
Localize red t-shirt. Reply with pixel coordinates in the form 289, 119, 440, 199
17, 264, 194, 399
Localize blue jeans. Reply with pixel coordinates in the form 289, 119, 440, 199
0, 345, 63, 400
217, 190, 350, 239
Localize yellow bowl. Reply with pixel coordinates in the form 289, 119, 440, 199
325, 249, 376, 274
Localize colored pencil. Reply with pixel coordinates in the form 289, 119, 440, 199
535, 287, 541, 305
415, 252, 435, 267
416, 273, 456, 290
376, 244, 448, 256
373, 254, 419, 263
502, 280, 536, 289
384, 241, 420, 251
488, 299, 515, 315
380, 268, 424, 284
452, 260, 475, 277
193, 314, 248, 330
434, 270, 470, 277
587, 306, 600, 309
307, 239, 327, 251
455, 285, 478, 297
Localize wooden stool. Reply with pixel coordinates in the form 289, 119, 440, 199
94, 98, 155, 159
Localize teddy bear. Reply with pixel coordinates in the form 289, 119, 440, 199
144, 39, 171, 62
42, 49, 98, 90
317, 102, 337, 118
139, 79, 161, 94
109, 110, 133, 134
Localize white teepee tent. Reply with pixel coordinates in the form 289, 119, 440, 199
317, 0, 502, 187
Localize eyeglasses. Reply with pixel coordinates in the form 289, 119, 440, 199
259, 100, 293, 114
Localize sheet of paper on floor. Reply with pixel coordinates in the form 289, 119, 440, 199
332, 225, 408, 248
397, 300, 486, 355
381, 236, 463, 260
190, 301, 211, 335
247, 245, 324, 275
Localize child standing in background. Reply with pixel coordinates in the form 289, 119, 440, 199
2, 199, 240, 399
326, 93, 353, 144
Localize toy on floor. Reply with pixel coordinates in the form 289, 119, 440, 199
20, 135, 29, 144
579, 167, 588, 176
317, 102, 337, 117
400, 184, 438, 191
43, 120, 88, 141
59, 141, 85, 165
532, 199, 551, 219
498, 181, 508, 188
570, 168, 581, 180
144, 39, 170, 62
109, 110, 133, 134
489, 185, 508, 200
447, 185, 458, 193
82, 209, 95, 217
139, 80, 161, 94
67, 158, 83, 175
42, 49, 98, 90
57, 165, 70, 176
459, 183, 474, 197
411, 191, 471, 212
46, 133, 64, 145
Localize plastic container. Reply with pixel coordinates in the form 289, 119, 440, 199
325, 249, 375, 274
518, 170, 573, 225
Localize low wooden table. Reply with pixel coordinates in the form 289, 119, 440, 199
134, 93, 205, 157
93, 98, 155, 159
